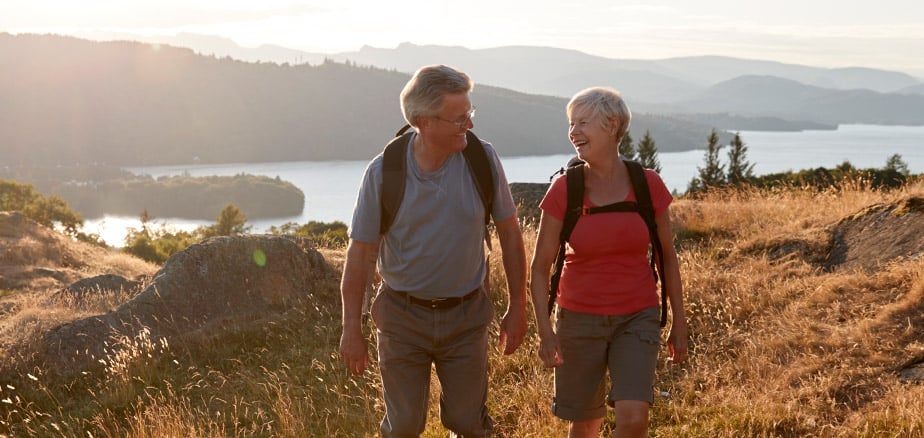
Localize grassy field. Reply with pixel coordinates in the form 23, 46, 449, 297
2, 180, 924, 437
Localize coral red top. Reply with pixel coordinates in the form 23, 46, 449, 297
540, 168, 673, 315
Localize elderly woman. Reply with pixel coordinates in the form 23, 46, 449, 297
529, 86, 688, 438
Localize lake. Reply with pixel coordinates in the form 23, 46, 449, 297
87, 124, 924, 247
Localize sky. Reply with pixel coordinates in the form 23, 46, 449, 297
4, 0, 924, 78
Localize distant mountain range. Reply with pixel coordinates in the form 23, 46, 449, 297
1, 33, 732, 167
101, 34, 924, 128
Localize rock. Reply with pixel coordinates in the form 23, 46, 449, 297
825, 196, 924, 272
899, 361, 924, 383
510, 182, 549, 225
42, 235, 336, 375
49, 274, 145, 306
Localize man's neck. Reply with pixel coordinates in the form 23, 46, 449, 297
412, 133, 452, 172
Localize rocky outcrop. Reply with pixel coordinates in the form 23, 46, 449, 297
50, 274, 145, 305
0, 211, 157, 291
826, 196, 924, 272
42, 235, 336, 375
510, 182, 549, 225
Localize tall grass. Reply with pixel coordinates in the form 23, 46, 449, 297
2, 183, 924, 436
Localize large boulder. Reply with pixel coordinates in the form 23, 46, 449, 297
42, 235, 336, 375
825, 196, 924, 272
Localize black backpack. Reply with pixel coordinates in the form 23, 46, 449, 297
547, 159, 667, 327
379, 125, 494, 239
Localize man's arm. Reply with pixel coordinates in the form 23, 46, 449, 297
339, 238, 380, 376
494, 214, 527, 355
528, 211, 564, 367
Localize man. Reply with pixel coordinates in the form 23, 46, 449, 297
338, 64, 527, 437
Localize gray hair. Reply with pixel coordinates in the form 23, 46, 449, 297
401, 65, 473, 127
567, 87, 632, 144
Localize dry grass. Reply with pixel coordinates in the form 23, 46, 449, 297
2, 181, 924, 436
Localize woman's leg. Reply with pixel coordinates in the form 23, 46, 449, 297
610, 400, 649, 438
569, 417, 603, 438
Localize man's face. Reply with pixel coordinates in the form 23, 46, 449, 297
419, 92, 474, 153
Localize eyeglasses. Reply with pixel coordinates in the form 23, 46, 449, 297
432, 107, 476, 129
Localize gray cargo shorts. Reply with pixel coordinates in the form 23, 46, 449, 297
552, 306, 661, 422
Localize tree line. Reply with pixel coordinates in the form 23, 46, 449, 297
617, 127, 915, 194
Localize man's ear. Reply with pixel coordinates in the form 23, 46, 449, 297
415, 116, 429, 130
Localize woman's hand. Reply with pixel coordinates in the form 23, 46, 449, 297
538, 332, 564, 368
667, 319, 689, 364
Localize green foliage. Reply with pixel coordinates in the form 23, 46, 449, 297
49, 173, 304, 220
885, 153, 911, 177
619, 131, 636, 160
751, 159, 909, 191
0, 179, 83, 236
121, 205, 250, 264
200, 204, 251, 238
682, 132, 916, 196
637, 130, 662, 173
122, 211, 200, 264
120, 205, 349, 264
726, 132, 755, 186
268, 220, 349, 247
688, 129, 726, 193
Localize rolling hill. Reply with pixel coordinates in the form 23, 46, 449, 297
0, 33, 726, 167
680, 75, 924, 125
37, 33, 924, 130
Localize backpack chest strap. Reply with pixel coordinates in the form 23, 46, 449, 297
577, 201, 640, 216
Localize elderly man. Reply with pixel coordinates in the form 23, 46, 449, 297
338, 64, 527, 437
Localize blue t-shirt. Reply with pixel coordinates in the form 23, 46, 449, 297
349, 132, 516, 298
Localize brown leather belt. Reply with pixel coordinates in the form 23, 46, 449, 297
389, 287, 480, 309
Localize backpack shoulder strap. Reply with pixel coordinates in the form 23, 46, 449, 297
562, 163, 584, 242
461, 130, 494, 227
625, 160, 654, 224
624, 160, 668, 327
380, 130, 413, 235
547, 162, 584, 315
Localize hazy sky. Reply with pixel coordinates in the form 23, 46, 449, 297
5, 0, 924, 77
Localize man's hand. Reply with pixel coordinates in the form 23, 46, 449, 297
339, 328, 369, 376
498, 306, 527, 355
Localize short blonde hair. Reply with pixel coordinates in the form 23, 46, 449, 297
567, 87, 631, 144
401, 65, 473, 128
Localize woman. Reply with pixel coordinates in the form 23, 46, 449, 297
529, 87, 688, 438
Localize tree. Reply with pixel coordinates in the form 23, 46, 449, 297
636, 130, 661, 173
1, 179, 83, 235
618, 132, 635, 160
884, 153, 911, 177
202, 204, 251, 238
688, 129, 726, 193
122, 210, 199, 263
726, 132, 755, 186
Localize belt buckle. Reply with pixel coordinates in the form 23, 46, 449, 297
429, 297, 450, 308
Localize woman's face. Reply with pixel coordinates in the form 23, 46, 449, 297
568, 105, 617, 162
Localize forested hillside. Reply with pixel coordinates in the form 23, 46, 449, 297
0, 33, 722, 167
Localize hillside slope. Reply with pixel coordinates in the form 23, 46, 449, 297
2, 181, 923, 436
0, 211, 156, 291
0, 33, 722, 167
681, 75, 924, 125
